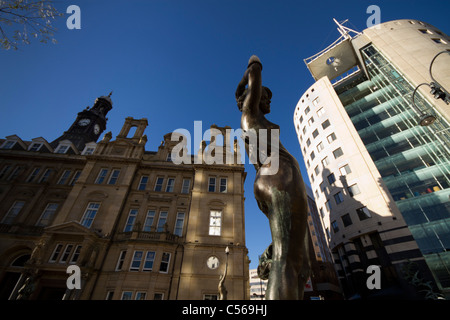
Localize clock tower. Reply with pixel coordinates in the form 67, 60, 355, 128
50, 93, 113, 152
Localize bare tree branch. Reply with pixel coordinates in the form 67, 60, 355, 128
0, 0, 63, 50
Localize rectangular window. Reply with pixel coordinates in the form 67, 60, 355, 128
135, 292, 147, 300
36, 203, 59, 227
70, 245, 82, 264
138, 176, 148, 190
57, 170, 71, 185
7, 166, 23, 181
333, 147, 344, 159
95, 168, 108, 184
83, 147, 95, 155
80, 202, 100, 228
39, 168, 52, 183
302, 126, 307, 135
305, 106, 310, 114
319, 207, 325, 219
331, 220, 339, 233
121, 292, 133, 300
312, 129, 319, 139
143, 210, 155, 231
316, 107, 325, 117
310, 173, 315, 183
154, 177, 164, 191
209, 210, 222, 236
108, 169, 120, 185
341, 214, 353, 227
327, 173, 336, 185
356, 207, 372, 221
299, 115, 304, 124
220, 178, 227, 193
334, 191, 344, 204
26, 167, 41, 183
49, 244, 63, 262
115, 251, 127, 271
327, 133, 337, 143
432, 38, 447, 44
339, 164, 352, 176
314, 165, 320, 176
306, 138, 311, 147
159, 252, 171, 273
143, 251, 156, 271
320, 181, 326, 192
312, 97, 320, 106
105, 291, 114, 300
0, 165, 11, 179
165, 178, 175, 192
154, 293, 164, 300
310, 151, 315, 161
321, 157, 329, 168
419, 29, 432, 34
308, 117, 314, 126
348, 184, 361, 197
156, 211, 168, 232
56, 145, 69, 154
28, 142, 42, 152
181, 179, 191, 194
317, 141, 324, 153
321, 119, 331, 130
174, 212, 185, 236
326, 228, 331, 240
130, 251, 143, 271
2, 201, 25, 224
325, 200, 331, 212
60, 244, 74, 263
208, 177, 216, 192
69, 170, 81, 186
2, 140, 16, 149
124, 209, 138, 232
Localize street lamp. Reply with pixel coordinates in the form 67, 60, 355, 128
411, 50, 450, 126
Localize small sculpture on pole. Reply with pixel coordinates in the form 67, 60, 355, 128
218, 246, 229, 300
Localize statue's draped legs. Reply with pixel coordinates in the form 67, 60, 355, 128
257, 188, 310, 300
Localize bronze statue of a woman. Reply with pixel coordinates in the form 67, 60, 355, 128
236, 55, 310, 300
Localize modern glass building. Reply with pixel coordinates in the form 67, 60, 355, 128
296, 19, 450, 298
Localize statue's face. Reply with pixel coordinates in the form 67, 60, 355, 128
260, 88, 271, 114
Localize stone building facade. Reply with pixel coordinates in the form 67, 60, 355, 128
0, 95, 249, 300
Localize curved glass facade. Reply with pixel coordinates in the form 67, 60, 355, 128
335, 43, 450, 291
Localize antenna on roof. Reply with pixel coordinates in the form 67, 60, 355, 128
333, 18, 361, 39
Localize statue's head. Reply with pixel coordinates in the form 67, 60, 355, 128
236, 86, 272, 114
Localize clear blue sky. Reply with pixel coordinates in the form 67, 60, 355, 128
1, 0, 449, 269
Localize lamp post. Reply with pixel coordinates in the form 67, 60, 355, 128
411, 50, 450, 126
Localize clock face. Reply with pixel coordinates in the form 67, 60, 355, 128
78, 118, 91, 126
206, 256, 219, 270
94, 124, 100, 135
